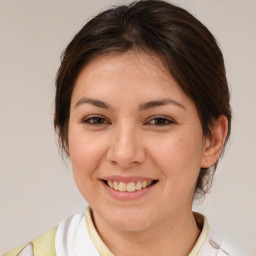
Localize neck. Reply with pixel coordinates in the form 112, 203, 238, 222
92, 209, 200, 256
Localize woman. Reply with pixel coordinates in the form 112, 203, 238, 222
3, 0, 232, 255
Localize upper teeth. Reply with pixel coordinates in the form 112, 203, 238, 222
107, 180, 153, 192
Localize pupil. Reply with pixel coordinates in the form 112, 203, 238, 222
95, 117, 102, 123
158, 118, 165, 124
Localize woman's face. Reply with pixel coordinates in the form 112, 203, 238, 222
68, 51, 208, 232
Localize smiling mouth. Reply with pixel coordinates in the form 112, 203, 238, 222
103, 180, 158, 192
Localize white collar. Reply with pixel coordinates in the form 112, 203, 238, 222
55, 207, 229, 256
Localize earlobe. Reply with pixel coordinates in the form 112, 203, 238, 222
201, 116, 228, 168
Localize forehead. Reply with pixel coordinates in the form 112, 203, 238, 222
80, 51, 171, 81
72, 51, 185, 101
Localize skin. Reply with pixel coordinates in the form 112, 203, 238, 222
68, 51, 228, 256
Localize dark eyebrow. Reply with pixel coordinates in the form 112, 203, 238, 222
138, 99, 186, 111
74, 97, 185, 111
74, 97, 112, 109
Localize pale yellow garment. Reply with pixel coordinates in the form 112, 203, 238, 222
84, 207, 210, 256
32, 226, 57, 256
2, 226, 57, 256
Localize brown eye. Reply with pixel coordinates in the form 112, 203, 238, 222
82, 116, 109, 125
148, 117, 174, 126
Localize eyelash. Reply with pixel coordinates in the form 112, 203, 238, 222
82, 115, 175, 127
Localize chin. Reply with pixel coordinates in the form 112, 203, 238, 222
103, 208, 154, 232
110, 218, 151, 232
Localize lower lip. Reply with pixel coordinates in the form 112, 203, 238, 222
102, 181, 157, 201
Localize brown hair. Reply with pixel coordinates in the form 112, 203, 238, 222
54, 0, 231, 199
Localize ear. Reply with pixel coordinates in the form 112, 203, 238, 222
201, 116, 228, 168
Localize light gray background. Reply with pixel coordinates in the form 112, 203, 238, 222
0, 0, 255, 255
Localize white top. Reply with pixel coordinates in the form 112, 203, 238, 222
55, 206, 230, 256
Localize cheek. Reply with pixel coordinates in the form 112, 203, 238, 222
148, 131, 203, 188
68, 129, 106, 192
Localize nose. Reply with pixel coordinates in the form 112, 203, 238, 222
106, 124, 146, 168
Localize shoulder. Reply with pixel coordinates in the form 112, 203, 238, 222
199, 231, 230, 256
2, 210, 97, 256
2, 226, 57, 256
192, 212, 230, 256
